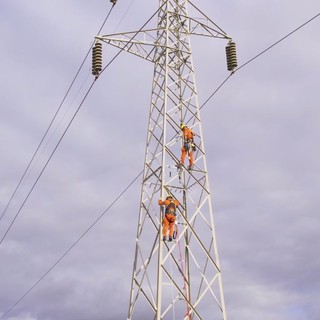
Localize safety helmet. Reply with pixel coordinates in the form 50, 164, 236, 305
180, 123, 186, 130
166, 194, 173, 200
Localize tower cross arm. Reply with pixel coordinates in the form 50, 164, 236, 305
185, 16, 232, 39
183, 0, 231, 39
95, 14, 232, 63
96, 28, 162, 62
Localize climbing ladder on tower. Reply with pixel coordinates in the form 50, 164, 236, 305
93, 1, 237, 319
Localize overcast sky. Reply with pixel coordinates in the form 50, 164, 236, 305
1, 1, 320, 319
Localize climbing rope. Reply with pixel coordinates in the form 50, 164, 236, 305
176, 224, 191, 319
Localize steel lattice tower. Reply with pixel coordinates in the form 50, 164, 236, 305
96, 1, 235, 319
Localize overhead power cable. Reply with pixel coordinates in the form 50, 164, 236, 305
0, 0, 162, 249
0, 5, 115, 229
114, 0, 136, 32
0, 79, 97, 247
1, 8, 318, 319
201, 11, 320, 109
0, 170, 143, 320
0, 4, 167, 315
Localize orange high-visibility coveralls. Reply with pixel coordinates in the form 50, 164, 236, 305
158, 198, 180, 239
180, 126, 195, 167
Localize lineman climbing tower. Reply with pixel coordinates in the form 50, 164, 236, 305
94, 0, 237, 319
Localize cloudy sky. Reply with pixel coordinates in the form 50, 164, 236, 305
1, 0, 320, 319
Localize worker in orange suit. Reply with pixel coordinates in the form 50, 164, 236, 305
158, 194, 180, 241
179, 123, 196, 170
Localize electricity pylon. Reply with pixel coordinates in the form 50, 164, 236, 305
95, 1, 236, 319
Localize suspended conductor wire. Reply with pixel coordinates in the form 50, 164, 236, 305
201, 11, 320, 109
0, 170, 143, 320
200, 74, 232, 110
0, 5, 115, 229
113, 0, 136, 32
0, 78, 97, 248
0, 1, 163, 246
236, 12, 320, 73
0, 2, 135, 246
0, 3, 166, 315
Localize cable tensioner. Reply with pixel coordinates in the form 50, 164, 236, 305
92, 42, 102, 77
225, 40, 238, 72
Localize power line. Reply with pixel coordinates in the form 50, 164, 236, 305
0, 170, 143, 320
0, 0, 162, 248
0, 4, 167, 315
200, 74, 232, 110
201, 11, 320, 109
0, 78, 97, 247
114, 0, 136, 32
236, 12, 320, 73
0, 5, 115, 230
0, 5, 121, 246
0, 2, 162, 248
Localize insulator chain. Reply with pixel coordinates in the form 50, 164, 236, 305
92, 42, 102, 77
225, 41, 238, 72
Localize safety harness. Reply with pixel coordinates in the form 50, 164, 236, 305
165, 201, 176, 215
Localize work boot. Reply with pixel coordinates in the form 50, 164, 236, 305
163, 236, 166, 241
188, 164, 193, 170
169, 237, 173, 242
175, 163, 183, 169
